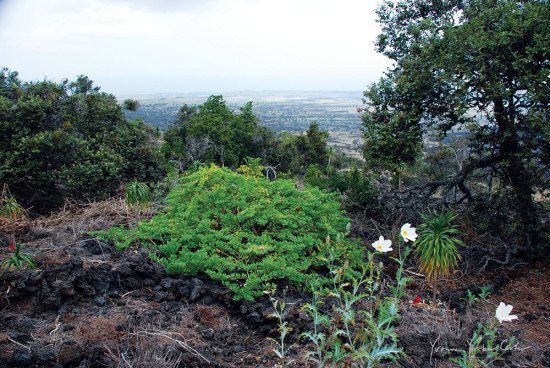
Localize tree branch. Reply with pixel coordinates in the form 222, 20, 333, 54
418, 154, 501, 200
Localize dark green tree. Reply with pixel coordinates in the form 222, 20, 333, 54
362, 0, 550, 247
309, 123, 330, 164
164, 96, 261, 168
123, 99, 140, 111
0, 70, 164, 213
277, 122, 331, 175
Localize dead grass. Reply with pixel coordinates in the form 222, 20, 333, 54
197, 305, 231, 329
75, 315, 123, 345
30, 198, 136, 240
105, 341, 182, 368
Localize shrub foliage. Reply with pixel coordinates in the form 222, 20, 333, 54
0, 69, 165, 213
108, 164, 363, 300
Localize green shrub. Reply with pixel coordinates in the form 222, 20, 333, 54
304, 165, 378, 209
304, 164, 328, 188
0, 70, 165, 213
105, 164, 363, 300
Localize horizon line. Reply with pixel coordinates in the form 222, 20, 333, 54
117, 89, 366, 98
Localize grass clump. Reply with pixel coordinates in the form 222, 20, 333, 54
104, 164, 363, 300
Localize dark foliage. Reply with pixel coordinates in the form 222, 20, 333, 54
0, 69, 165, 214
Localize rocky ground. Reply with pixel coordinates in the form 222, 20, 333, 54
0, 199, 549, 367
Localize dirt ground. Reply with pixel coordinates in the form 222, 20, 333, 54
0, 199, 548, 367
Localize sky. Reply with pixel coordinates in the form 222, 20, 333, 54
0, 0, 392, 96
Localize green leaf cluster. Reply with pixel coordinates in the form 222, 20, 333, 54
414, 209, 464, 280
1, 240, 34, 271
300, 251, 406, 367
0, 194, 23, 223
450, 322, 516, 368
125, 181, 150, 213
109, 164, 363, 300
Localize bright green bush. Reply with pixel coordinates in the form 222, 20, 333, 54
107, 164, 363, 300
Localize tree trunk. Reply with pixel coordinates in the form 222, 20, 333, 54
494, 99, 541, 250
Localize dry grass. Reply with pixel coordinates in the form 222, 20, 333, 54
105, 345, 182, 368
75, 315, 123, 345
7, 197, 159, 265
197, 305, 231, 329
30, 198, 137, 240
398, 303, 475, 342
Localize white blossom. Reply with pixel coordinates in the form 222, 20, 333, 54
495, 302, 518, 323
372, 236, 392, 253
400, 223, 418, 242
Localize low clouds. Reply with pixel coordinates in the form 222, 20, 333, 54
97, 0, 221, 13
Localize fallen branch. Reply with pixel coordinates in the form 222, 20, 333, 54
7, 336, 31, 350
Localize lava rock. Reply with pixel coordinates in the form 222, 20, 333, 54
31, 344, 56, 365
233, 345, 245, 353
58, 340, 83, 366
10, 347, 32, 367
80, 236, 114, 255
198, 326, 215, 339
10, 331, 34, 344
161, 278, 173, 290
75, 278, 95, 297
247, 311, 262, 325
190, 278, 204, 301
94, 296, 106, 306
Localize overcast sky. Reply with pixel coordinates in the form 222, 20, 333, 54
0, 0, 391, 95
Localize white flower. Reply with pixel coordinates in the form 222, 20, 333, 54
372, 236, 392, 253
400, 223, 418, 242
495, 302, 518, 323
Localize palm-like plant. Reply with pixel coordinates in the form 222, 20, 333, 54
1, 184, 23, 223
125, 181, 150, 215
0, 196, 23, 222
414, 209, 464, 304
1, 184, 25, 252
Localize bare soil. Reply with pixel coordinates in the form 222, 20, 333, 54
1, 199, 548, 367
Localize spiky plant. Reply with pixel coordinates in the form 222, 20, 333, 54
125, 181, 150, 220
0, 196, 23, 223
126, 181, 150, 212
1, 185, 25, 248
1, 239, 34, 271
414, 209, 464, 304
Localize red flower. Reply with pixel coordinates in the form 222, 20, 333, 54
413, 295, 421, 305
10, 238, 16, 252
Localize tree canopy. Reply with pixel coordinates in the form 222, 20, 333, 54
163, 96, 260, 168
163, 96, 337, 175
362, 0, 550, 247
